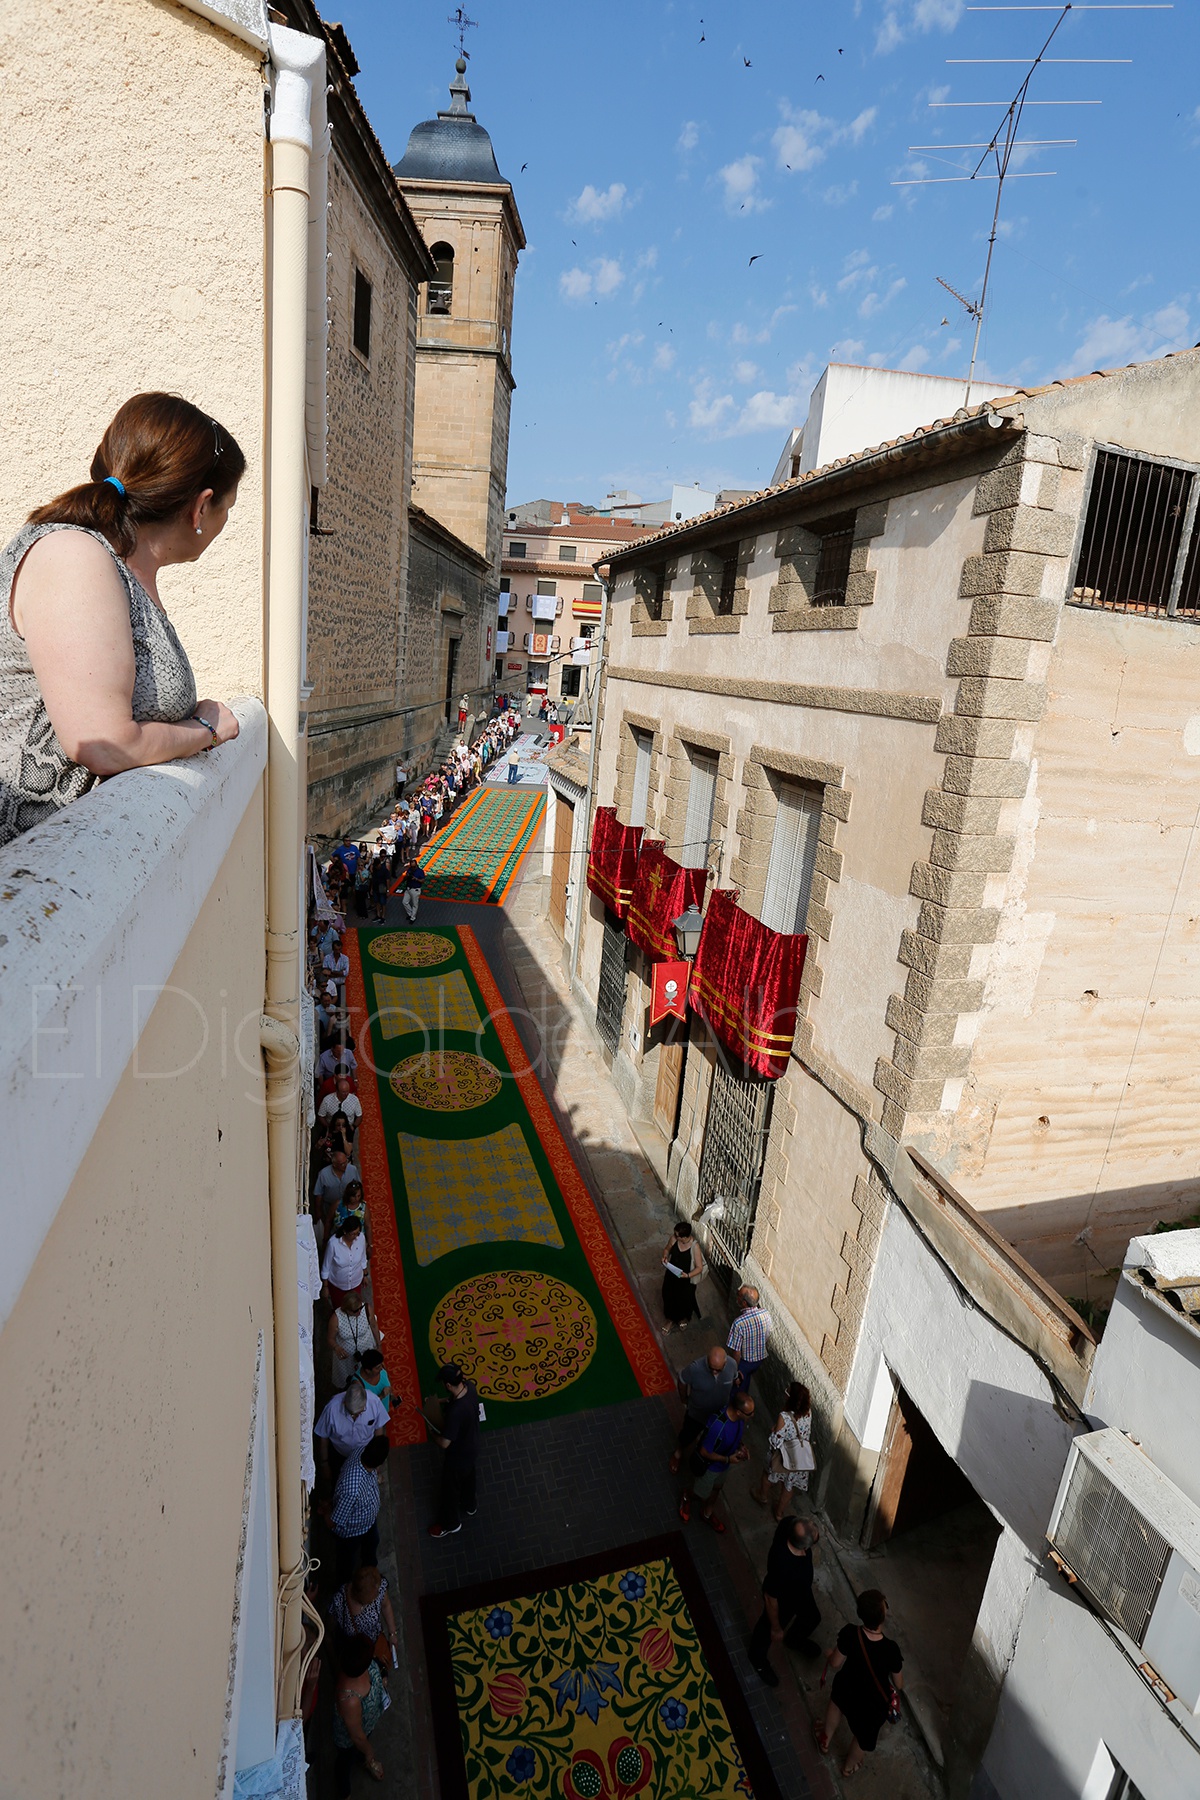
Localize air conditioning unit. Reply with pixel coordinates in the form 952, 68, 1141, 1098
1048, 1428, 1200, 1711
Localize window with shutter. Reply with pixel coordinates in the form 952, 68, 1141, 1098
680, 752, 718, 870
630, 730, 653, 829
760, 783, 821, 934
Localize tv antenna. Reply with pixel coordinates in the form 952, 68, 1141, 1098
448, 8, 478, 59
893, 3, 1170, 406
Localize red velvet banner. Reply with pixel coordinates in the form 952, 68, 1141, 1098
649, 959, 691, 1028
585, 805, 643, 919
626, 838, 707, 963
690, 888, 807, 1079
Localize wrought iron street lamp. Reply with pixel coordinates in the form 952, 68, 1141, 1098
672, 904, 704, 959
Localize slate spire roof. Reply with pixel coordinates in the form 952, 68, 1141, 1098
392, 57, 506, 186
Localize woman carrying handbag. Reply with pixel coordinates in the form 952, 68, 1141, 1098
817, 1589, 903, 1778
752, 1382, 815, 1520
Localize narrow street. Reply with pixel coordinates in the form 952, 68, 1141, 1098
315, 784, 941, 1800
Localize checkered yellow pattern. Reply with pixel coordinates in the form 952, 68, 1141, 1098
397, 1124, 565, 1265
371, 971, 481, 1040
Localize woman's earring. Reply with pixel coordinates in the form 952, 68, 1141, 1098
195, 527, 203, 536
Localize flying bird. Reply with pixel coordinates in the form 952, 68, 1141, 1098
941, 316, 950, 326
749, 254, 762, 266
743, 56, 751, 67
699, 31, 705, 41
815, 73, 825, 83
838, 47, 844, 54
520, 163, 528, 172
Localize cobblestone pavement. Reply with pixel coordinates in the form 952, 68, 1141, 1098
318, 836, 941, 1800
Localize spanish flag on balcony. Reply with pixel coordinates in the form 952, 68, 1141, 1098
586, 805, 642, 919
627, 838, 706, 963
690, 888, 807, 1080
573, 592, 603, 620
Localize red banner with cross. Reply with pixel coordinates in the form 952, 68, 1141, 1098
585, 805, 643, 920
690, 888, 807, 1079
626, 838, 707, 964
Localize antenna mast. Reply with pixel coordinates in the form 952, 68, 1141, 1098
895, 3, 1165, 406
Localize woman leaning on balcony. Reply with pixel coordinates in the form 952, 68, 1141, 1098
0, 392, 245, 847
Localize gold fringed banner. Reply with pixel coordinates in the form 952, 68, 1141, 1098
585, 805, 643, 919
690, 888, 806, 1079
626, 838, 707, 963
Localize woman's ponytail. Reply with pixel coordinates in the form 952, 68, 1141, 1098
28, 393, 246, 558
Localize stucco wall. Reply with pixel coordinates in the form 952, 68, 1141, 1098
980, 1574, 1200, 1800
951, 600, 1200, 1282
1, 0, 267, 699
0, 795, 273, 1798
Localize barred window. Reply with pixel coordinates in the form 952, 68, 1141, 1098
812, 517, 855, 607
1072, 448, 1200, 619
558, 543, 578, 561
715, 549, 739, 616
507, 542, 527, 558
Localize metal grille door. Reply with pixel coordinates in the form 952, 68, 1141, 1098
696, 1062, 773, 1279
596, 910, 627, 1054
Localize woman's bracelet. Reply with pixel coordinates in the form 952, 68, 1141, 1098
190, 713, 218, 748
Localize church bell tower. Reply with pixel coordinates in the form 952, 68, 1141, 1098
393, 59, 525, 572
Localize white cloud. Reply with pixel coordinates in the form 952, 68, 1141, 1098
898, 344, 931, 371
594, 257, 624, 296
877, 0, 963, 53
844, 107, 878, 144
653, 343, 676, 371
570, 182, 628, 225
636, 247, 659, 271
809, 283, 830, 309
1064, 301, 1192, 376
559, 257, 625, 302
689, 380, 735, 430
859, 276, 907, 318
733, 360, 761, 384
872, 204, 894, 222
718, 154, 770, 213
729, 390, 799, 434
823, 181, 859, 206
678, 120, 700, 153
830, 338, 866, 360
559, 267, 592, 301
773, 110, 828, 173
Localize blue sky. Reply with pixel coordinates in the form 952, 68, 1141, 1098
334, 0, 1196, 506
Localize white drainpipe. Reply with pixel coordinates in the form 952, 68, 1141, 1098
262, 20, 325, 1723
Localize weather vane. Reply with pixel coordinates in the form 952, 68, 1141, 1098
448, 8, 478, 60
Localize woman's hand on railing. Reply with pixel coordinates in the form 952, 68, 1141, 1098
194, 698, 240, 745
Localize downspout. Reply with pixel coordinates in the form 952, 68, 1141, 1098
571, 571, 610, 985
263, 21, 325, 1723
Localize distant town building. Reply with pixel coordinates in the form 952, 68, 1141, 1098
770, 362, 1011, 487
499, 504, 653, 705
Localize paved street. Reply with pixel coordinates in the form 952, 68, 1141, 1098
317, 824, 940, 1800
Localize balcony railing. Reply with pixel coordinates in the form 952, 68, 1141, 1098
0, 699, 267, 1329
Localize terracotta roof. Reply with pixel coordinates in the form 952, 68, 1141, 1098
501, 560, 604, 579
547, 733, 590, 787
602, 347, 1200, 567
505, 518, 652, 544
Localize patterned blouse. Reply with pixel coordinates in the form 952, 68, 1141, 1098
329, 1574, 389, 1644
0, 522, 198, 847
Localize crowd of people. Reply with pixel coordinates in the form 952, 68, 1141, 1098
313, 707, 523, 931
661, 1279, 905, 1779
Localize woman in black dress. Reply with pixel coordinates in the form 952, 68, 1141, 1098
818, 1589, 903, 1777
660, 1221, 704, 1331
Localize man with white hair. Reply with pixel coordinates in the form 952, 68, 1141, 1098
314, 1375, 389, 1492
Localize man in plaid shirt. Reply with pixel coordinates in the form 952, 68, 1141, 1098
329, 1433, 390, 1582
727, 1285, 772, 1394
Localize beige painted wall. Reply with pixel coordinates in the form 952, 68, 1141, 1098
1, 0, 267, 699
953, 601, 1200, 1279
0, 795, 273, 1798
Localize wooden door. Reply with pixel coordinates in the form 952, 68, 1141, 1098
865, 1386, 913, 1548
654, 1029, 686, 1142
548, 794, 573, 936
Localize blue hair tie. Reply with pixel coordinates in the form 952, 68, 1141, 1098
103, 476, 126, 497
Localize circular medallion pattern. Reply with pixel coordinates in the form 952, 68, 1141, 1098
429, 1271, 597, 1401
368, 931, 453, 968
389, 1049, 502, 1112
